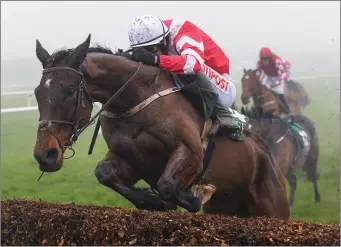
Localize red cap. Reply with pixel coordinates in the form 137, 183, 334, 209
260, 47, 273, 58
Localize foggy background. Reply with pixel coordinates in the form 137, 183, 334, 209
1, 1, 340, 90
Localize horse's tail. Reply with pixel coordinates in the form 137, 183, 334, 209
291, 114, 320, 181
288, 81, 310, 108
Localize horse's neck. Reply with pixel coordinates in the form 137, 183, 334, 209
264, 117, 288, 141
82, 54, 168, 110
254, 82, 276, 106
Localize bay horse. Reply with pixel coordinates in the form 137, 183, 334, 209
241, 106, 320, 208
240, 69, 310, 115
33, 34, 290, 220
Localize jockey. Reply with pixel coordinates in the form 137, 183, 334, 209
256, 47, 292, 114
127, 15, 239, 136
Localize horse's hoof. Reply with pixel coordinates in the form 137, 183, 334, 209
157, 180, 176, 201
186, 196, 202, 213
192, 184, 216, 205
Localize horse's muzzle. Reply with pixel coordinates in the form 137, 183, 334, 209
34, 148, 61, 172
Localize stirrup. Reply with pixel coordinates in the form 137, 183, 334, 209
208, 116, 239, 137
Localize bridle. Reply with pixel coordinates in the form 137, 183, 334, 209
242, 70, 276, 108
39, 66, 93, 159
38, 62, 142, 160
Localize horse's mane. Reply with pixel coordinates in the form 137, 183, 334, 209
49, 44, 128, 66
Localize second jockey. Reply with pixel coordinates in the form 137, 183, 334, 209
127, 14, 239, 136
256, 47, 292, 114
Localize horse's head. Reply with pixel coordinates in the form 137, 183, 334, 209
240, 68, 262, 105
33, 34, 93, 172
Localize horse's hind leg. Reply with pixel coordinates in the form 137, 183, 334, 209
312, 179, 321, 203
305, 165, 321, 204
286, 168, 297, 208
304, 144, 321, 204
95, 151, 176, 211
156, 143, 202, 213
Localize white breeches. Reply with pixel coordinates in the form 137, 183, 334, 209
260, 74, 285, 95
198, 64, 236, 109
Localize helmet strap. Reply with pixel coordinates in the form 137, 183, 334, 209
157, 17, 168, 53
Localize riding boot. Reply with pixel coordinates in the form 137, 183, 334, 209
208, 107, 240, 137
278, 94, 292, 115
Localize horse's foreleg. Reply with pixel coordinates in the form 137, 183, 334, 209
156, 143, 202, 213
94, 151, 176, 211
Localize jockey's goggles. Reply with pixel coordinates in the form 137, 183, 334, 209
261, 57, 272, 61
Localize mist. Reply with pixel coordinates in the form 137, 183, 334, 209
1, 1, 340, 89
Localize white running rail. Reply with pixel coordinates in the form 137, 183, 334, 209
1, 74, 339, 115
1, 106, 38, 113
1, 91, 33, 96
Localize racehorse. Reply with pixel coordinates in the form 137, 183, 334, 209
33, 34, 290, 220
240, 69, 310, 116
241, 106, 320, 208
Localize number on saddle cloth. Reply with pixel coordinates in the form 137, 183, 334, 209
288, 120, 310, 156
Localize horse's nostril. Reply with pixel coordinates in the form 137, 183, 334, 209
47, 149, 55, 157
45, 148, 58, 160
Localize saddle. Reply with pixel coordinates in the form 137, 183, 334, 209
171, 73, 249, 148
267, 115, 311, 169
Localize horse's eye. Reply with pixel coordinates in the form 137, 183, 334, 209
64, 87, 75, 98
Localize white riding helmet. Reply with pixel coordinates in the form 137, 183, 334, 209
128, 15, 170, 48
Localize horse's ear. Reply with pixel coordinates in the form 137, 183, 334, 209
66, 34, 91, 69
243, 68, 247, 74
36, 40, 51, 68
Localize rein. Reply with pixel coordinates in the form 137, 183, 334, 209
243, 70, 281, 110
37, 62, 142, 181
40, 62, 142, 153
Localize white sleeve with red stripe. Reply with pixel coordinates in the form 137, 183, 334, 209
159, 21, 204, 75
275, 58, 288, 85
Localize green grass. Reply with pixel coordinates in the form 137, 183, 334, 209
1, 76, 340, 224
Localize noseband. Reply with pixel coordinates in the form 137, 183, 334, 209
242, 70, 271, 105
39, 63, 142, 159
39, 66, 93, 159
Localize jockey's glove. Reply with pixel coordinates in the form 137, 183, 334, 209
132, 48, 160, 66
